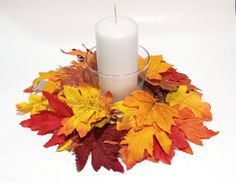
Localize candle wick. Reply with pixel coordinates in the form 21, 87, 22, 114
114, 4, 117, 24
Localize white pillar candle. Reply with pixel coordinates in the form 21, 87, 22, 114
95, 16, 138, 100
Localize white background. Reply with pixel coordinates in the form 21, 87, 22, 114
0, 0, 236, 182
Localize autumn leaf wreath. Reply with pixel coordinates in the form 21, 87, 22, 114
16, 48, 218, 172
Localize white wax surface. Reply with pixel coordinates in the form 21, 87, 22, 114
95, 16, 139, 100
95, 16, 138, 75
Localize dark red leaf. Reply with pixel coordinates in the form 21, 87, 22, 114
74, 124, 125, 172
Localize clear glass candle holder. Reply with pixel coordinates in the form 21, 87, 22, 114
85, 45, 150, 101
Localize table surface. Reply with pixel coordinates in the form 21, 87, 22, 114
0, 0, 236, 182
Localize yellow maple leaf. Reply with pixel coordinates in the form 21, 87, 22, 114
139, 55, 172, 80
33, 71, 61, 85
16, 94, 48, 114
112, 101, 137, 131
58, 84, 112, 137
29, 70, 63, 93
166, 85, 212, 120
43, 80, 61, 93
121, 126, 171, 169
122, 90, 178, 133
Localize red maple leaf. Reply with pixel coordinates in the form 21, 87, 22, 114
20, 92, 73, 147
158, 68, 199, 91
74, 124, 126, 172
170, 126, 193, 154
153, 137, 175, 164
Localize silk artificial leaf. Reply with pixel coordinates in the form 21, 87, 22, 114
57, 136, 79, 152
166, 85, 212, 120
122, 90, 178, 133
58, 61, 94, 86
23, 70, 62, 94
20, 111, 67, 148
58, 84, 112, 138
21, 111, 62, 135
112, 101, 137, 131
170, 126, 193, 154
120, 126, 172, 169
153, 137, 175, 164
175, 108, 218, 145
61, 48, 87, 58
42, 91, 73, 117
20, 92, 73, 147
16, 94, 48, 114
33, 71, 60, 86
149, 78, 179, 91
44, 131, 66, 148
61, 49, 96, 68
74, 124, 125, 172
157, 68, 199, 92
32, 71, 61, 93
43, 80, 61, 93
153, 126, 192, 165
139, 55, 172, 80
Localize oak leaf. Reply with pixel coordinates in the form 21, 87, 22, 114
166, 85, 212, 120
58, 84, 112, 138
175, 108, 218, 145
74, 124, 125, 172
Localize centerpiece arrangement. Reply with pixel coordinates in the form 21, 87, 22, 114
16, 11, 218, 172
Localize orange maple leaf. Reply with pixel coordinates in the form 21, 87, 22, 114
139, 55, 172, 81
166, 85, 212, 120
61, 48, 87, 58
121, 90, 178, 133
175, 108, 218, 145
113, 90, 178, 169
120, 126, 172, 169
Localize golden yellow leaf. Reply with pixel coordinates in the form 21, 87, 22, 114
43, 80, 61, 93
33, 71, 61, 86
121, 126, 171, 169
16, 94, 48, 114
58, 84, 112, 137
139, 55, 172, 80
112, 101, 137, 131
57, 136, 78, 152
166, 85, 212, 120
123, 90, 178, 133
